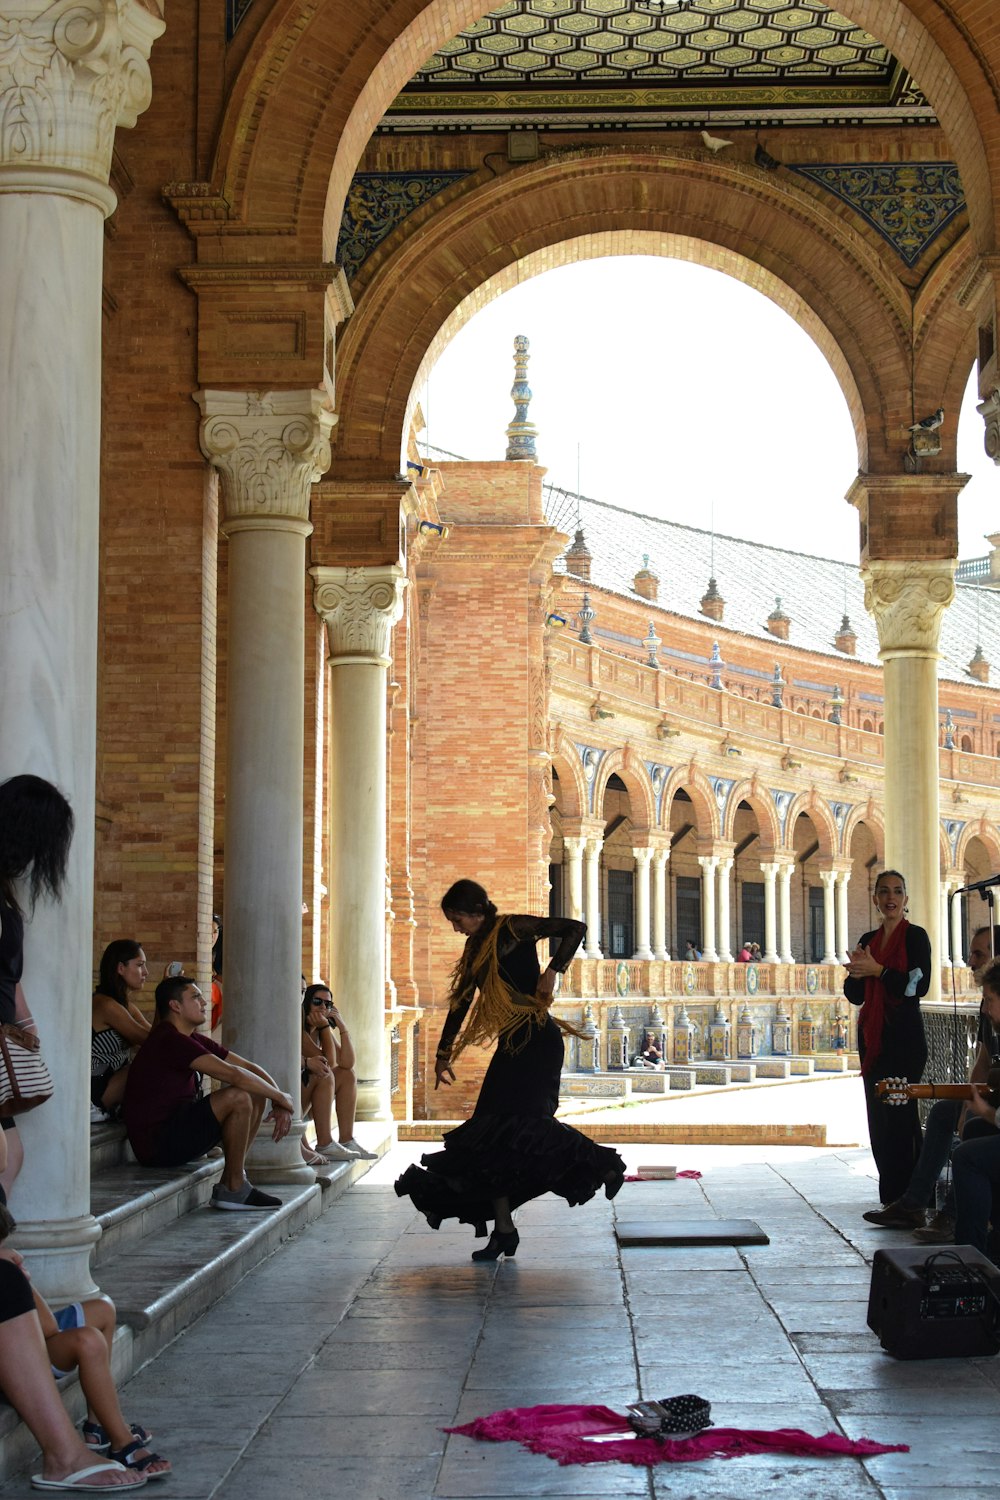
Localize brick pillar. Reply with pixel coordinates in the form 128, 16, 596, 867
0, 0, 163, 1300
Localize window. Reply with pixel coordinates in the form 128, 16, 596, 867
676, 875, 702, 955
741, 882, 764, 951
606, 869, 634, 958
808, 886, 825, 962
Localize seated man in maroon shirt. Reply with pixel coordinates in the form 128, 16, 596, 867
123, 975, 295, 1211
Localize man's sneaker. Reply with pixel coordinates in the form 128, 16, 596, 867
210, 1182, 281, 1211
341, 1138, 378, 1160
315, 1140, 357, 1161
862, 1199, 925, 1229
90, 1104, 110, 1124
912, 1211, 955, 1245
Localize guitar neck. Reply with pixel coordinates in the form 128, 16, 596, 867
900, 1084, 973, 1101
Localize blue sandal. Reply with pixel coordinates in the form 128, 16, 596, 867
108, 1440, 171, 1482
83, 1423, 152, 1453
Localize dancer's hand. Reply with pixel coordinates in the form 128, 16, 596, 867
434, 1057, 455, 1089
536, 965, 557, 1004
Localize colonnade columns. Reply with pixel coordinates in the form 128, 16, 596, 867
835, 868, 851, 965
939, 877, 955, 968
719, 858, 734, 960
312, 567, 406, 1120
777, 863, 794, 964
632, 847, 654, 960
818, 870, 838, 964
651, 847, 670, 960
563, 836, 586, 924
198, 391, 334, 1179
697, 855, 719, 962
759, 862, 780, 964
0, 2, 164, 1299
583, 835, 604, 958
951, 882, 966, 968
851, 464, 967, 1001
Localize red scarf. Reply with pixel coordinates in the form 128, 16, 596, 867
859, 918, 909, 1076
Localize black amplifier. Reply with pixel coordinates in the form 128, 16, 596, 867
867, 1246, 1000, 1359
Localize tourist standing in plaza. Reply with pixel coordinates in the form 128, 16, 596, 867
395, 880, 625, 1261
844, 869, 930, 1208
0, 775, 74, 1200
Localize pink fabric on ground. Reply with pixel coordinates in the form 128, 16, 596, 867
443, 1403, 908, 1468
622, 1169, 703, 1182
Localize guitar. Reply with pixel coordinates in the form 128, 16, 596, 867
877, 1068, 1000, 1108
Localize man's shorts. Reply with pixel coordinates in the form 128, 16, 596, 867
145, 1095, 223, 1167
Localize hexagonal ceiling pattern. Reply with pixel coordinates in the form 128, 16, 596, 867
382, 0, 930, 130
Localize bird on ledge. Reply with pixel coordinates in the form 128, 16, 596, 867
700, 129, 733, 154
907, 408, 944, 432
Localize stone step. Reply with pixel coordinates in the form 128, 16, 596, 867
92, 1157, 224, 1266
89, 1119, 131, 1174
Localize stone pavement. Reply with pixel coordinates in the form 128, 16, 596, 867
6, 1130, 1000, 1500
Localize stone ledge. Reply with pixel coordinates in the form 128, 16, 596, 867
400, 1120, 827, 1147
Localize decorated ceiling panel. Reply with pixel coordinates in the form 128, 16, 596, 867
382, 0, 930, 129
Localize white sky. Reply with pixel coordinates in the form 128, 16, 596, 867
418, 257, 997, 565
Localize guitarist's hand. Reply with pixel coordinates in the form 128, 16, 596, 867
968, 1082, 998, 1125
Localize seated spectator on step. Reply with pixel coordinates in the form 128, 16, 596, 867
0, 1256, 144, 1492
864, 925, 1000, 1242
684, 940, 702, 962
210, 915, 223, 1031
90, 941, 152, 1123
123, 975, 295, 1212
737, 941, 752, 963
0, 1206, 169, 1481
301, 984, 376, 1161
949, 956, 1000, 1260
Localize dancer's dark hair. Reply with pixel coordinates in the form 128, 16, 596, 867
440, 880, 498, 922
96, 939, 143, 1007
0, 775, 74, 915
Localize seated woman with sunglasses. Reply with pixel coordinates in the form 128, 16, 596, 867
301, 984, 376, 1162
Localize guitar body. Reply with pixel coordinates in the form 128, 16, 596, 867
876, 1067, 1000, 1108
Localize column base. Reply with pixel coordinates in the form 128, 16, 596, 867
632, 947, 654, 961
584, 947, 603, 960
653, 948, 670, 961
247, 1123, 317, 1185
16, 1213, 102, 1305
762, 951, 779, 965
355, 1079, 392, 1122
702, 948, 719, 963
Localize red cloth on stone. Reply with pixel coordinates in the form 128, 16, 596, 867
859, 919, 909, 1076
443, 1403, 908, 1468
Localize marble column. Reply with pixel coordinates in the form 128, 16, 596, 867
0, 1, 164, 1300
863, 559, 955, 1001
632, 848, 654, 960
651, 848, 669, 960
777, 863, 794, 964
716, 857, 734, 962
835, 869, 851, 965
563, 836, 585, 924
819, 870, 838, 964
760, 861, 779, 964
939, 879, 953, 968
583, 837, 603, 958
697, 855, 719, 962
199, 391, 333, 1179
312, 567, 405, 1119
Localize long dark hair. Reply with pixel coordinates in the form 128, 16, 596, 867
440, 880, 498, 923
303, 982, 332, 1025
0, 775, 74, 916
96, 940, 143, 1007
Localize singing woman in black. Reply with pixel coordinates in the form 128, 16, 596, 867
395, 879, 625, 1261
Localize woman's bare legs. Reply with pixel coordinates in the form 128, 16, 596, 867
45, 1325, 170, 1477
302, 1075, 335, 1148
99, 1065, 129, 1113
333, 1065, 358, 1143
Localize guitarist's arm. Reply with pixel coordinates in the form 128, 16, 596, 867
968, 1081, 998, 1128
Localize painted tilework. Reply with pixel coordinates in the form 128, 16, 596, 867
337, 172, 472, 281
226, 0, 255, 41
789, 162, 965, 267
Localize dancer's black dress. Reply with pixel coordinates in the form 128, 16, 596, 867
395, 915, 625, 1236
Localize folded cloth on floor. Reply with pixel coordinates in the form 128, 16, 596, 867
443, 1403, 909, 1468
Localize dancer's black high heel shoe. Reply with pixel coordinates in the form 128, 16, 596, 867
471, 1228, 519, 1262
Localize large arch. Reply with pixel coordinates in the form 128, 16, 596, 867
592, 749, 656, 834
550, 733, 587, 825
721, 778, 782, 856
331, 151, 920, 472
783, 790, 839, 861
661, 764, 720, 844
212, 1, 998, 263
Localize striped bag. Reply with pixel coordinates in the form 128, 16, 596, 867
0, 1024, 53, 1114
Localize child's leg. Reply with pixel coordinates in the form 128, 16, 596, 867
80, 1296, 116, 1360
45, 1325, 132, 1449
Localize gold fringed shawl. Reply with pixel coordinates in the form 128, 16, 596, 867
447, 916, 589, 1061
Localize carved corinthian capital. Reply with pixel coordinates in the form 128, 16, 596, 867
862, 558, 955, 657
977, 388, 1000, 465
196, 390, 334, 527
311, 565, 406, 667
0, 0, 164, 201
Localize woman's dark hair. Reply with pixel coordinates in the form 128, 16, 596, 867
211, 915, 223, 978
0, 1203, 15, 1243
154, 974, 192, 1020
96, 940, 143, 1007
0, 775, 74, 916
874, 869, 907, 894
303, 982, 332, 1024
440, 880, 498, 921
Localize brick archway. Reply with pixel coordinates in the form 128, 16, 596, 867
331, 151, 926, 472
214, 0, 997, 260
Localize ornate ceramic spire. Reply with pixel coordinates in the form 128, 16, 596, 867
505, 334, 538, 461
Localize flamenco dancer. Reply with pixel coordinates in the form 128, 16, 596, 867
844, 868, 930, 1211
395, 880, 626, 1261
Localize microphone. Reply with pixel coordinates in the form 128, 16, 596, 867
954, 874, 1000, 896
